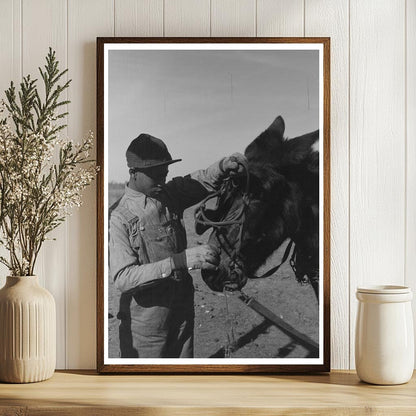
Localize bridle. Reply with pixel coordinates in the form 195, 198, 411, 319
194, 159, 251, 290
194, 160, 319, 356
195, 159, 298, 288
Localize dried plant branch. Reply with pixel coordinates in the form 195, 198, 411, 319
0, 48, 97, 276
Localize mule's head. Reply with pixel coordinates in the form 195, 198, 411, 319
199, 116, 319, 293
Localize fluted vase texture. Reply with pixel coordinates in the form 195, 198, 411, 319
0, 276, 56, 383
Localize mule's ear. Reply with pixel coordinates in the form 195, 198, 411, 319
267, 116, 285, 138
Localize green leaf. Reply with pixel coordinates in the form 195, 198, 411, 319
0, 48, 95, 278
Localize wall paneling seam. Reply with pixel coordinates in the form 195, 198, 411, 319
303, 0, 305, 37
64, 0, 69, 369
209, 0, 211, 37
19, 0, 22, 80
348, 0, 351, 369
404, 0, 408, 286
20, 0, 23, 77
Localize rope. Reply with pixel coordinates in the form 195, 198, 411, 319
194, 160, 250, 229
196, 159, 298, 282
195, 160, 250, 358
195, 161, 250, 272
194, 160, 304, 355
194, 160, 319, 355
223, 287, 236, 358
251, 240, 294, 279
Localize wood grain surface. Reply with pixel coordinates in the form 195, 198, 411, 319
305, 0, 350, 371
211, 0, 256, 37
257, 0, 304, 37
406, 0, 416, 367
115, 0, 163, 37
22, 0, 68, 369
349, 0, 406, 369
67, 0, 114, 370
0, 371, 415, 415
165, 0, 210, 37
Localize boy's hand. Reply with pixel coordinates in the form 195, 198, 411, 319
221, 153, 247, 176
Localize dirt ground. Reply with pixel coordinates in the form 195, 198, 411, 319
108, 188, 319, 359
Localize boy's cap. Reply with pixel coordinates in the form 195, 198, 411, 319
126, 134, 181, 169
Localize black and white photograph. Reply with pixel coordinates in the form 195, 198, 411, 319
97, 38, 330, 373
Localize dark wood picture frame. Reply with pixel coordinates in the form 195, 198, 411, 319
97, 37, 330, 374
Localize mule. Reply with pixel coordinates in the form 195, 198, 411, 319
197, 115, 320, 300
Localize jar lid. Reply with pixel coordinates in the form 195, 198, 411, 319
357, 285, 411, 294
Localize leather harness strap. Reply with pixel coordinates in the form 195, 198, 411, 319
195, 162, 297, 283
250, 239, 295, 279
195, 161, 318, 356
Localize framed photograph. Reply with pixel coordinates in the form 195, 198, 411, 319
97, 37, 330, 373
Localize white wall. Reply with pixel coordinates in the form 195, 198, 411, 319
0, 0, 414, 370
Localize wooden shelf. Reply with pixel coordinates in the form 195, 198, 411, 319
0, 370, 415, 415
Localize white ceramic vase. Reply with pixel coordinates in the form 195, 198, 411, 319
355, 285, 414, 385
0, 276, 56, 383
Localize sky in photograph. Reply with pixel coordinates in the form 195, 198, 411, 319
108, 48, 319, 183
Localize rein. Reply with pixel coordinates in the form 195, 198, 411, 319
194, 159, 251, 287
194, 160, 299, 357
194, 160, 250, 357
251, 239, 295, 279
194, 161, 318, 356
195, 160, 297, 284
194, 160, 250, 228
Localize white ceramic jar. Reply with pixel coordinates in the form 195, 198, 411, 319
355, 285, 414, 385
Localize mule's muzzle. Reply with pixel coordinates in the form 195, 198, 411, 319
223, 268, 246, 291
201, 260, 247, 293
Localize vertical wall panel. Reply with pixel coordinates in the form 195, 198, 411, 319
350, 0, 406, 368
0, 0, 21, 289
305, 0, 350, 369
67, 0, 114, 369
0, 0, 13, 100
0, 0, 21, 97
406, 0, 416, 364
165, 0, 210, 37
22, 0, 68, 368
211, 0, 255, 37
257, 0, 303, 36
115, 0, 163, 36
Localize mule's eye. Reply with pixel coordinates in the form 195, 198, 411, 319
256, 234, 267, 244
247, 198, 261, 209
242, 236, 255, 246
248, 187, 262, 198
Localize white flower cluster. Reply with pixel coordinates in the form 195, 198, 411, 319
0, 102, 97, 276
